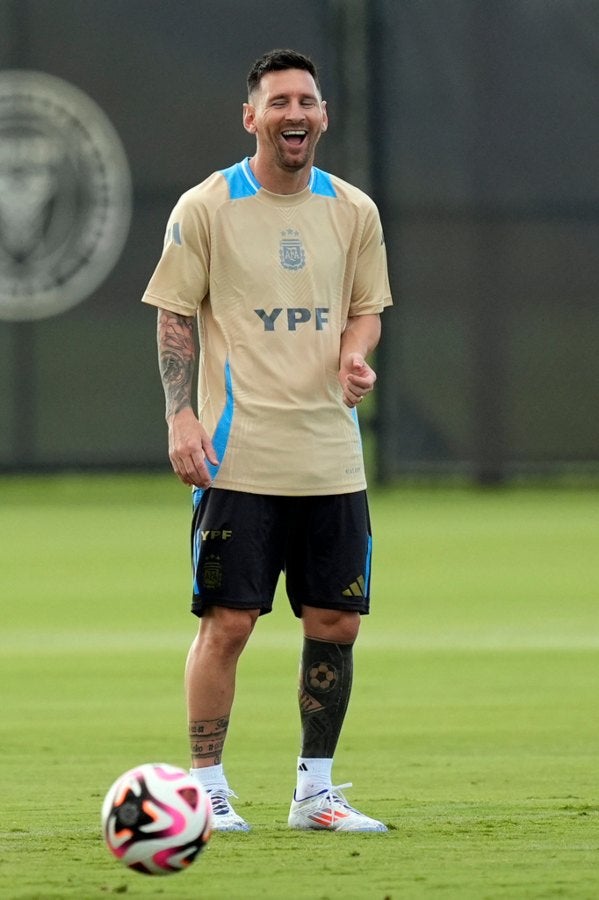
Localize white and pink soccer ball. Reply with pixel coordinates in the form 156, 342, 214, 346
101, 763, 212, 876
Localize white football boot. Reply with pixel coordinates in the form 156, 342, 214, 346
288, 783, 387, 832
207, 788, 250, 832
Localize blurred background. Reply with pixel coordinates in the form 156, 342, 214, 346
1, 0, 597, 486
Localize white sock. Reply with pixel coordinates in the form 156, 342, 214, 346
189, 764, 228, 793
295, 757, 333, 800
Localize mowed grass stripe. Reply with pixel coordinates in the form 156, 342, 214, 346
0, 476, 598, 899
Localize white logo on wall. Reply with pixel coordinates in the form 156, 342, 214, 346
0, 71, 132, 321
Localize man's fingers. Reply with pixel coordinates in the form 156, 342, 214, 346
168, 424, 219, 487
202, 443, 219, 467
170, 450, 207, 487
347, 369, 376, 389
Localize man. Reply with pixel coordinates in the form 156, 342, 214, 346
142, 49, 392, 832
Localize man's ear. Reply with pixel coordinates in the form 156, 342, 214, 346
321, 99, 329, 133
243, 103, 257, 134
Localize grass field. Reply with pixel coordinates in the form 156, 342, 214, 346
1, 475, 598, 899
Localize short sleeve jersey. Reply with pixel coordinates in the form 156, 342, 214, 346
142, 157, 392, 496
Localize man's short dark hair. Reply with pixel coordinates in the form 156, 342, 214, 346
247, 49, 321, 98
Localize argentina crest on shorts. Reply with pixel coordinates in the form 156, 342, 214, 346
202, 554, 223, 590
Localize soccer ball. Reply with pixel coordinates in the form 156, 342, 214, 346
101, 762, 212, 876
307, 662, 337, 692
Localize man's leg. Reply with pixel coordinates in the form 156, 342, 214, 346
288, 606, 387, 832
186, 605, 260, 831
297, 607, 359, 767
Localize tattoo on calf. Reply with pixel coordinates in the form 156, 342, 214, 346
188, 716, 229, 765
299, 637, 354, 758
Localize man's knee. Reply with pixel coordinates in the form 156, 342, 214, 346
301, 607, 360, 644
198, 606, 260, 656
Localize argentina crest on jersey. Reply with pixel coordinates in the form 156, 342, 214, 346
279, 229, 305, 270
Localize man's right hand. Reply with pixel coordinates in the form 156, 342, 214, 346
167, 407, 219, 488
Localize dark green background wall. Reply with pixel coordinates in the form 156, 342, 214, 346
1, 0, 597, 481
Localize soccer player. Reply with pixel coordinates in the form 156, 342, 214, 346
142, 48, 392, 832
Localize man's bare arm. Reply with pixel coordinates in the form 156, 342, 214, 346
156, 308, 218, 487
338, 314, 381, 408
157, 308, 196, 419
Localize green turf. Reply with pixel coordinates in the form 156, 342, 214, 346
1, 476, 598, 899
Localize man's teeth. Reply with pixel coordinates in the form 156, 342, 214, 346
282, 130, 306, 137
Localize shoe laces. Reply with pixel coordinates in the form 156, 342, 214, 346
208, 787, 238, 817
318, 783, 357, 817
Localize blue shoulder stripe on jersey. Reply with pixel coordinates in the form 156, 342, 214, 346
310, 167, 337, 198
220, 159, 259, 199
221, 159, 336, 199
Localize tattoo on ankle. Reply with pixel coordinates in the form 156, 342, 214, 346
189, 716, 229, 765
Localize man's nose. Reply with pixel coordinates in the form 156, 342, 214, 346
285, 101, 305, 121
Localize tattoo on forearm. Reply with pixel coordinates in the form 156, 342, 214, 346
157, 309, 196, 418
188, 717, 229, 766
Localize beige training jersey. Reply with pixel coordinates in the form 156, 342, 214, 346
142, 157, 392, 496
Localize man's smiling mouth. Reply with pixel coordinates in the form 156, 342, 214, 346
281, 130, 307, 146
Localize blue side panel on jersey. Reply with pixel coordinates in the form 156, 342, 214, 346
191, 359, 235, 597
311, 167, 337, 198
220, 160, 259, 199
351, 406, 363, 451
208, 359, 235, 481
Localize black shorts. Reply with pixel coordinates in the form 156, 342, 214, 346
190, 488, 372, 618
